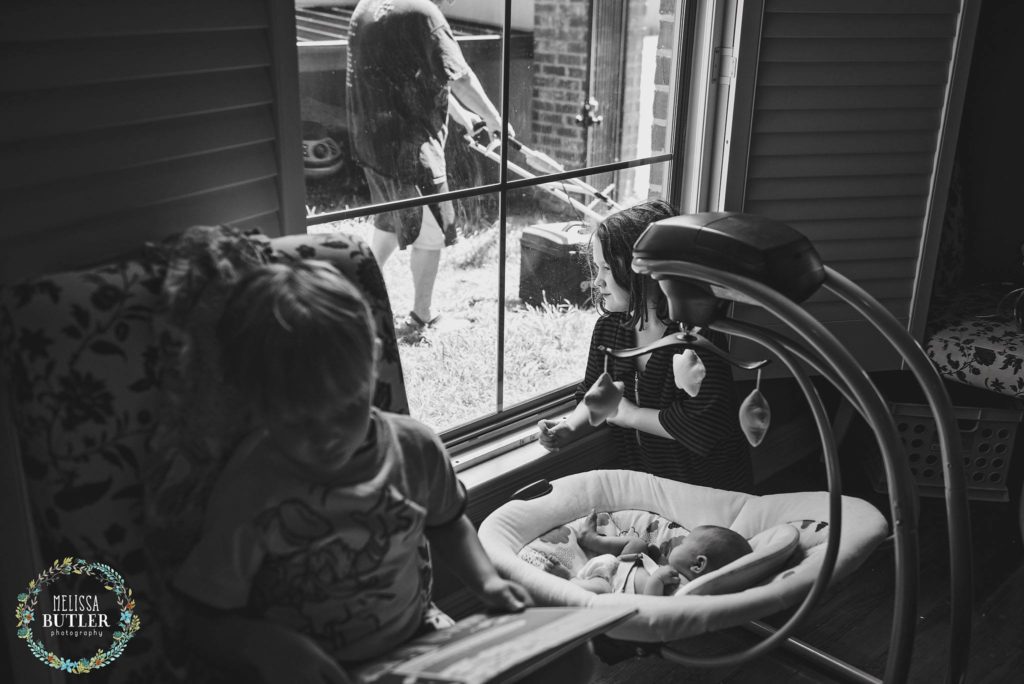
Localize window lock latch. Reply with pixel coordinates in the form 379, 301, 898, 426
575, 97, 604, 128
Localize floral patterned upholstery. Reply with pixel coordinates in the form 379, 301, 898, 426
0, 227, 406, 683
926, 284, 1024, 398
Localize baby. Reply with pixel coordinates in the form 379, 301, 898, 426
570, 512, 752, 596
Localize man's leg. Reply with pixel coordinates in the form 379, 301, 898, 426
408, 203, 446, 323
363, 166, 404, 267
371, 228, 400, 267
410, 247, 441, 323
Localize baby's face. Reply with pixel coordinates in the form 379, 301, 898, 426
666, 539, 702, 580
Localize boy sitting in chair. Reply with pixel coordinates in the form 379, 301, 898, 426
172, 261, 591, 683
571, 511, 752, 596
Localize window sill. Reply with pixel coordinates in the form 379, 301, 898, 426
455, 424, 616, 525
451, 421, 546, 475
456, 432, 550, 493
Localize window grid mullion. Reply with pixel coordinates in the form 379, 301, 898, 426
495, 0, 514, 414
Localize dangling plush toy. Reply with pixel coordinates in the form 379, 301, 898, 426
672, 348, 706, 397
739, 370, 771, 447
583, 372, 625, 426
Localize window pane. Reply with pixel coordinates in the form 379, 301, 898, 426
508, 0, 682, 183
308, 189, 504, 434
299, 1, 691, 438
502, 161, 673, 408
297, 0, 510, 218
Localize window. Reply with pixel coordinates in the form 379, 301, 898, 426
295, 0, 704, 447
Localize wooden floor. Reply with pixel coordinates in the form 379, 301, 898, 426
592, 454, 1024, 683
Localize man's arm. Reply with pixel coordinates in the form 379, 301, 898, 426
448, 95, 480, 132
449, 70, 515, 138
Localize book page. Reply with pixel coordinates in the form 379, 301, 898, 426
355, 606, 635, 684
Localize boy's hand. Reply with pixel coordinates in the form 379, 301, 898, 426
537, 418, 575, 452
252, 628, 351, 684
479, 576, 533, 613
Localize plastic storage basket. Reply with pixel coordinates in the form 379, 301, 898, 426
868, 395, 1022, 502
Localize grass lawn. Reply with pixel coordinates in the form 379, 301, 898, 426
310, 215, 597, 433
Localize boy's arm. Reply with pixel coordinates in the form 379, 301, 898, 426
425, 514, 532, 612
178, 592, 351, 684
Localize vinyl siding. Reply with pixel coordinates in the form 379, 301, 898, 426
0, 0, 304, 282
725, 0, 974, 372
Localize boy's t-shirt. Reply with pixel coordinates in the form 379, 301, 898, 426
173, 408, 467, 662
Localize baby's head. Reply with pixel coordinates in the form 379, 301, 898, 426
667, 525, 752, 581
218, 260, 379, 464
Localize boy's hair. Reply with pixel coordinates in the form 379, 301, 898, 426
590, 198, 677, 329
216, 260, 377, 419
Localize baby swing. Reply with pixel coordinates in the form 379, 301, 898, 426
478, 212, 973, 684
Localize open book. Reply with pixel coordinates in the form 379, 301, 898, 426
354, 606, 636, 684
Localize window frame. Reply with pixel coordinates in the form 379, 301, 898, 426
298, 0, 732, 452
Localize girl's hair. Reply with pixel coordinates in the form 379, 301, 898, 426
216, 260, 377, 420
591, 198, 677, 329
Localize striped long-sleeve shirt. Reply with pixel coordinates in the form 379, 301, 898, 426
575, 313, 753, 492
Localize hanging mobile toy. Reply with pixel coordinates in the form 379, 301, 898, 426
739, 368, 771, 447
582, 355, 625, 426
673, 348, 706, 397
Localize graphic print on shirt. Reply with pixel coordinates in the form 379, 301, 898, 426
248, 482, 429, 654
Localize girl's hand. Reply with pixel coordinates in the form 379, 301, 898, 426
479, 576, 533, 613
537, 418, 575, 452
606, 397, 637, 428
252, 628, 351, 684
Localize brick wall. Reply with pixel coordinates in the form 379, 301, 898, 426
620, 0, 649, 164
531, 0, 590, 168
529, 0, 678, 202
649, 0, 678, 198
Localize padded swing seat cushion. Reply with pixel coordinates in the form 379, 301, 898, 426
515, 508, 800, 597
478, 469, 889, 643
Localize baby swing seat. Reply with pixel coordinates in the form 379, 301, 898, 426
478, 469, 888, 644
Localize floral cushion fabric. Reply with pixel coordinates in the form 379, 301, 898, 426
0, 255, 175, 683
270, 232, 408, 414
926, 285, 1024, 398
0, 227, 409, 683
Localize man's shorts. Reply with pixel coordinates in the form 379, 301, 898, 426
363, 166, 457, 250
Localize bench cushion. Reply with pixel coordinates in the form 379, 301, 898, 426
926, 285, 1024, 398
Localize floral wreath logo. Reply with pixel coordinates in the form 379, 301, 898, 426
14, 557, 141, 674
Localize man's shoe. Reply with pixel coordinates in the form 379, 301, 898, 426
395, 311, 440, 342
